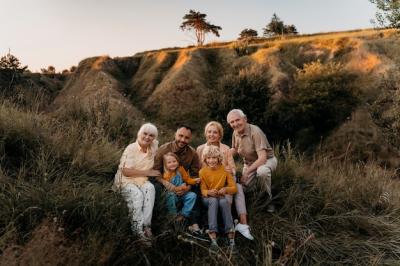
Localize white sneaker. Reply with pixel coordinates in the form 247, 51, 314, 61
235, 223, 254, 240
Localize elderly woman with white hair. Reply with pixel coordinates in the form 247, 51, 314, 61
113, 123, 161, 239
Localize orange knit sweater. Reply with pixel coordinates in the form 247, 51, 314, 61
199, 165, 237, 197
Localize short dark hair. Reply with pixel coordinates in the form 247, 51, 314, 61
176, 125, 193, 133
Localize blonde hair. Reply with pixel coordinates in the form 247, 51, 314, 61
204, 121, 223, 142
163, 152, 180, 172
202, 145, 223, 166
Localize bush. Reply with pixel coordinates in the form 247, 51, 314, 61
231, 40, 258, 57
209, 66, 273, 142
370, 67, 400, 148
267, 61, 360, 149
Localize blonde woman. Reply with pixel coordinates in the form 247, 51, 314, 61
197, 121, 254, 240
114, 123, 160, 239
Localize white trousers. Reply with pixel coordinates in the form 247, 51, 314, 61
121, 182, 155, 234
243, 157, 278, 197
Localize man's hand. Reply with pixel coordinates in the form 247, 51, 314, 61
240, 170, 249, 185
207, 189, 218, 197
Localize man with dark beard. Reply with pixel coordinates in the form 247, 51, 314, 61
153, 125, 202, 234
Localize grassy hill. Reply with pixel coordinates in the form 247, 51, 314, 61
1, 28, 400, 265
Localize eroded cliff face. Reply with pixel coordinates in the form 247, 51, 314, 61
50, 29, 400, 163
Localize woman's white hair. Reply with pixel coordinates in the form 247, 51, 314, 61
226, 109, 246, 121
137, 123, 158, 139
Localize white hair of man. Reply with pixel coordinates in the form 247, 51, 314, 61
226, 109, 247, 121
137, 123, 158, 139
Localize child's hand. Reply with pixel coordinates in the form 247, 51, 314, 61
181, 184, 190, 191
217, 187, 227, 196
174, 186, 184, 196
194, 178, 201, 184
207, 189, 218, 197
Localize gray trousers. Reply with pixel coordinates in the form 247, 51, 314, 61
243, 156, 278, 197
225, 183, 247, 215
202, 197, 234, 233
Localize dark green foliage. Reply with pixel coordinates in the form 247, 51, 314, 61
370, 0, 400, 28
238, 28, 258, 40
209, 66, 273, 142
263, 13, 299, 37
266, 61, 360, 149
370, 67, 400, 147
0, 52, 27, 89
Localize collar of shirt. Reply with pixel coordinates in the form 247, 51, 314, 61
235, 124, 251, 138
133, 142, 149, 155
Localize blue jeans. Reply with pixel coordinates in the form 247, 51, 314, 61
166, 191, 197, 217
165, 172, 197, 217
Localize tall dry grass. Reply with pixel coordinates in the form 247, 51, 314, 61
1, 96, 400, 265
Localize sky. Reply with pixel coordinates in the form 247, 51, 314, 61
1, 0, 378, 72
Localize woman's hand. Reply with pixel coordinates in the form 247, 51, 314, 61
147, 170, 161, 177
240, 169, 250, 184
207, 189, 218, 197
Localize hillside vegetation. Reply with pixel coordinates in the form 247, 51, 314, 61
1, 28, 400, 265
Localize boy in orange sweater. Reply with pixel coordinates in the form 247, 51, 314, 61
200, 146, 237, 251
162, 152, 199, 221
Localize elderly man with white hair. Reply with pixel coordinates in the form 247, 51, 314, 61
227, 109, 278, 202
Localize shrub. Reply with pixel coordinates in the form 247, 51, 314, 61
370, 67, 400, 147
267, 61, 360, 149
209, 66, 273, 142
231, 40, 258, 57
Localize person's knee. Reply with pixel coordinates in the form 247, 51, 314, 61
257, 166, 272, 180
218, 198, 229, 208
124, 185, 142, 199
187, 192, 196, 201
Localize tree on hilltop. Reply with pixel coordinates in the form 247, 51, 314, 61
41, 65, 56, 78
263, 13, 299, 37
370, 0, 400, 28
285, 24, 298, 35
0, 51, 27, 88
180, 10, 222, 46
238, 28, 258, 40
